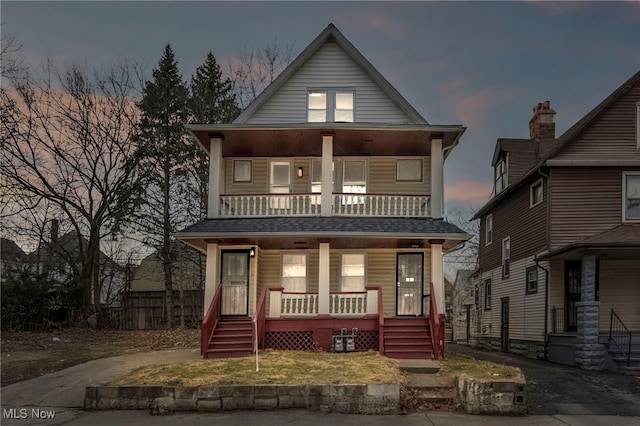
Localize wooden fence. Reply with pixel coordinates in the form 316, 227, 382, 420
120, 289, 204, 329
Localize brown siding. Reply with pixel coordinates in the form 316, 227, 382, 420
549, 168, 629, 249
479, 177, 548, 272
508, 150, 538, 185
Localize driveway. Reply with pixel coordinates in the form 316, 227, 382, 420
448, 343, 640, 416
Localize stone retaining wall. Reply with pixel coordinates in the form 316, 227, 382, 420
456, 376, 526, 415
84, 383, 400, 415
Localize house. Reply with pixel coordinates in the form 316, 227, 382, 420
1, 237, 27, 282
123, 243, 205, 329
471, 71, 640, 370
176, 24, 470, 359
450, 269, 475, 344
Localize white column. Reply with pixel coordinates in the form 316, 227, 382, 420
430, 138, 443, 219
321, 135, 333, 216
318, 242, 331, 314
430, 242, 445, 317
204, 243, 219, 315
208, 137, 223, 218
269, 288, 282, 318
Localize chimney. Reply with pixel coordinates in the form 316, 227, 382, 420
529, 100, 556, 139
51, 219, 59, 245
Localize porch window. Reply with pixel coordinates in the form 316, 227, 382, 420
494, 158, 508, 194
623, 172, 640, 221
526, 266, 538, 294
530, 179, 543, 207
396, 159, 423, 182
502, 237, 510, 278
485, 214, 493, 246
282, 254, 307, 292
233, 160, 252, 183
484, 279, 492, 310
340, 254, 365, 292
343, 160, 366, 204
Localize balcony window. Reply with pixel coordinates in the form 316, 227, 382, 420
341, 254, 365, 292
623, 172, 640, 221
282, 254, 307, 292
233, 160, 252, 183
396, 159, 423, 182
343, 160, 366, 204
308, 89, 354, 123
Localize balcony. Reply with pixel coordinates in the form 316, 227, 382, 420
219, 193, 430, 218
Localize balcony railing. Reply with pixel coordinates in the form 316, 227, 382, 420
219, 193, 430, 218
267, 287, 379, 318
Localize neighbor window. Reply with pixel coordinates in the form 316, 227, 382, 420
485, 214, 493, 246
502, 237, 511, 278
474, 285, 480, 306
484, 279, 492, 310
623, 172, 640, 221
233, 160, 252, 183
396, 159, 423, 182
308, 89, 354, 122
340, 253, 365, 292
281, 254, 307, 293
526, 267, 538, 294
530, 179, 543, 207
494, 158, 508, 194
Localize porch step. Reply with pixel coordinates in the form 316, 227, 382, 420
205, 317, 254, 359
384, 318, 434, 360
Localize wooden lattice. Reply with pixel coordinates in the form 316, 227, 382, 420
265, 331, 314, 350
332, 329, 378, 351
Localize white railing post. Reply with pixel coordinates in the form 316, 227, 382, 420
366, 288, 378, 315
269, 288, 282, 318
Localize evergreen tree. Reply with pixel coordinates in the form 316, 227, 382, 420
136, 45, 190, 328
189, 52, 241, 124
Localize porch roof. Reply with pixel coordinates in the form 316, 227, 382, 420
538, 224, 640, 261
175, 217, 471, 252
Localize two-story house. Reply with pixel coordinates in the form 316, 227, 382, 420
176, 24, 470, 359
472, 71, 640, 370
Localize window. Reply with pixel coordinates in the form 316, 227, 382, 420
485, 214, 493, 246
494, 158, 508, 194
270, 161, 291, 208
342, 159, 366, 204
474, 285, 480, 306
281, 254, 307, 292
341, 254, 365, 292
526, 267, 538, 294
484, 279, 492, 310
233, 160, 252, 183
623, 172, 640, 221
502, 237, 510, 278
530, 179, 543, 207
308, 89, 354, 122
396, 159, 423, 182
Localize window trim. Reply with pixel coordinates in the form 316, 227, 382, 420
622, 172, 640, 222
233, 159, 252, 183
307, 88, 355, 123
530, 178, 543, 208
502, 237, 511, 278
485, 214, 493, 246
484, 279, 492, 310
280, 252, 308, 293
396, 158, 423, 182
339, 253, 366, 292
526, 266, 538, 294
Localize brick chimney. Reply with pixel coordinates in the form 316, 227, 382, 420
529, 100, 556, 139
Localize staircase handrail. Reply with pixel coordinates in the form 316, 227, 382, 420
609, 308, 632, 367
376, 286, 385, 354
254, 287, 268, 350
201, 284, 222, 356
429, 282, 444, 360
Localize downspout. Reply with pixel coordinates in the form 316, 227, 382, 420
537, 166, 551, 360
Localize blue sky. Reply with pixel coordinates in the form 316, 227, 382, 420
3, 1, 639, 215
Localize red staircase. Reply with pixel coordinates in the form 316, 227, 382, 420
383, 318, 434, 359
204, 317, 254, 359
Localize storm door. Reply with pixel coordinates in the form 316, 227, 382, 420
565, 261, 581, 332
220, 250, 250, 316
396, 253, 423, 316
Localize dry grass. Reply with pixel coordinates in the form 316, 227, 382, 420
439, 353, 523, 382
112, 350, 404, 387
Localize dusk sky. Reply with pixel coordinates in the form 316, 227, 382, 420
3, 1, 639, 216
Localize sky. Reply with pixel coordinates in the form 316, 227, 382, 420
2, 1, 639, 218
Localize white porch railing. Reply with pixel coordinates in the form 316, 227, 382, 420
268, 288, 379, 318
219, 193, 430, 218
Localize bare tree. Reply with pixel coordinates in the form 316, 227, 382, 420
1, 59, 144, 321
444, 208, 479, 280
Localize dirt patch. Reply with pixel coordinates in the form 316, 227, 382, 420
1, 328, 199, 386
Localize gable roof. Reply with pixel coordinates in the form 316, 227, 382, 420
233, 23, 428, 125
473, 70, 640, 220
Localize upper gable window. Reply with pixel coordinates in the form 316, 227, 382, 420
308, 89, 354, 123
623, 172, 640, 222
494, 157, 508, 195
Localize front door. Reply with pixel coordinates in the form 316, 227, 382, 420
501, 297, 509, 352
396, 253, 423, 316
565, 261, 581, 332
220, 250, 250, 316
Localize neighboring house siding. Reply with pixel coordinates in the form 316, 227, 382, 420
508, 150, 538, 185
479, 178, 547, 271
549, 168, 628, 250
246, 42, 411, 124
551, 85, 640, 162
599, 260, 640, 330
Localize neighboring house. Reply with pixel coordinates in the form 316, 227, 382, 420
123, 243, 205, 329
176, 24, 470, 359
451, 269, 475, 344
0, 237, 27, 282
472, 71, 640, 370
